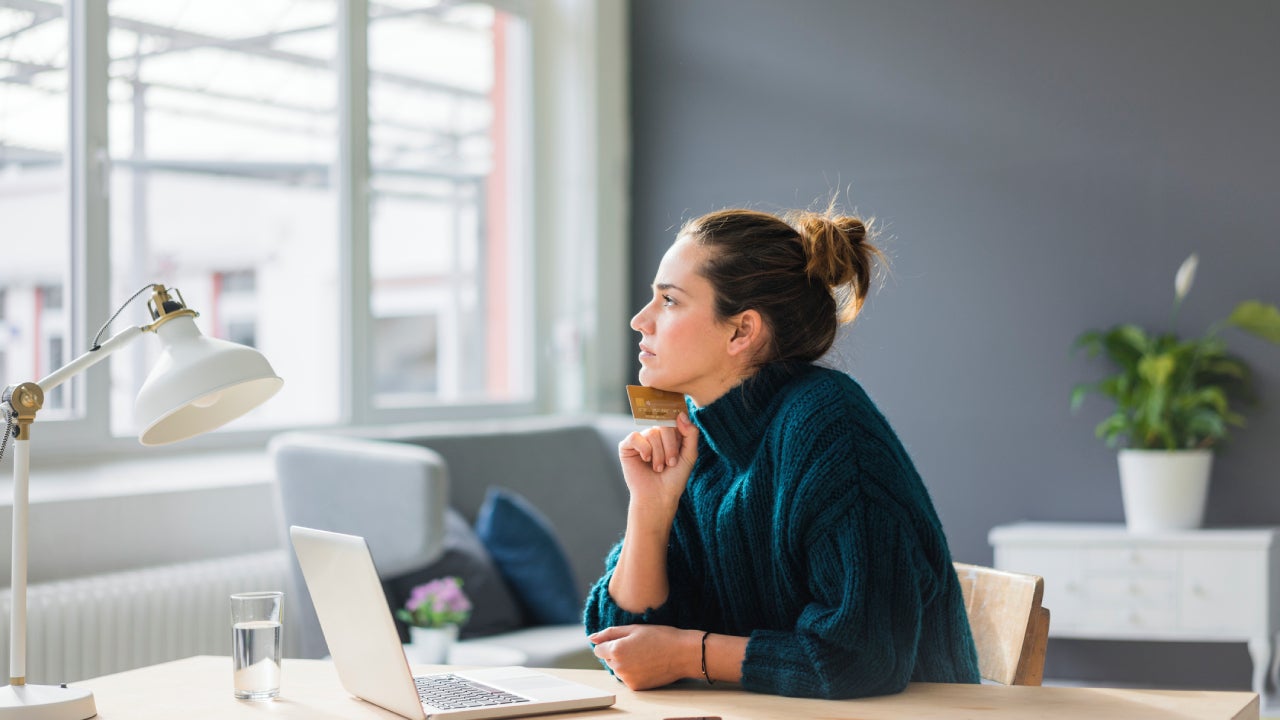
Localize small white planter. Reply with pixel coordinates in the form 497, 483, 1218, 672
406, 624, 458, 665
1118, 449, 1213, 533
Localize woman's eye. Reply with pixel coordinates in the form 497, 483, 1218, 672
661, 294, 676, 306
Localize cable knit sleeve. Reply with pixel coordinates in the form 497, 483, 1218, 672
582, 531, 700, 634
740, 491, 928, 698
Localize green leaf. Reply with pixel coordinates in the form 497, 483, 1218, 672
1072, 330, 1104, 357
1186, 410, 1226, 441
1099, 375, 1126, 400
1228, 301, 1280, 344
1201, 358, 1247, 379
1070, 384, 1090, 412
1191, 386, 1229, 415
1095, 414, 1129, 447
1103, 325, 1149, 368
1138, 353, 1176, 388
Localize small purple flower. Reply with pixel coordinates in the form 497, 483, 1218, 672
397, 576, 472, 629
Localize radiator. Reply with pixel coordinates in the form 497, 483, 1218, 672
0, 549, 296, 684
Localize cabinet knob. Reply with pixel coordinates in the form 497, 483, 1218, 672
1129, 612, 1142, 625
1129, 583, 1141, 596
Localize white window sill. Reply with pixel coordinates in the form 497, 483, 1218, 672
4, 450, 274, 506
1, 450, 281, 584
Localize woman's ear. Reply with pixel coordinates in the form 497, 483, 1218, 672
726, 309, 767, 357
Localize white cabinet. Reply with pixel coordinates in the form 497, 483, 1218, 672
990, 522, 1280, 697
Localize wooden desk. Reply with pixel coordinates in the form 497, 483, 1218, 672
77, 655, 1258, 720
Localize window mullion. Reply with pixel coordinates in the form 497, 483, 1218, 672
339, 0, 372, 425
68, 0, 111, 443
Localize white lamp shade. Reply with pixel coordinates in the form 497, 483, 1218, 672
134, 315, 283, 445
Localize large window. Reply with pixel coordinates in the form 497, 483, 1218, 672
0, 0, 584, 455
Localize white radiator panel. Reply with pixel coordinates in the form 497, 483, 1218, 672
0, 550, 294, 684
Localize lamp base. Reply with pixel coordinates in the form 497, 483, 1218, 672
0, 684, 96, 719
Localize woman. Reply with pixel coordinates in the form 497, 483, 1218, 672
584, 206, 980, 699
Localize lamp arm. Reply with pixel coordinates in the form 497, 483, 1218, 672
35, 325, 146, 395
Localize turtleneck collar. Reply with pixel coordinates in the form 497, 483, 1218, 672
687, 361, 814, 472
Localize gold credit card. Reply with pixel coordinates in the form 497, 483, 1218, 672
626, 385, 686, 426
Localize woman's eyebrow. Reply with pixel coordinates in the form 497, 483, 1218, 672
653, 282, 686, 294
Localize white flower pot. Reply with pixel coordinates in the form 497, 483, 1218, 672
1118, 449, 1213, 533
406, 624, 458, 665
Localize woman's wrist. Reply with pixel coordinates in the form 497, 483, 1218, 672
627, 497, 679, 530
686, 629, 706, 681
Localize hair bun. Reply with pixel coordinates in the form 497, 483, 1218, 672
794, 212, 868, 288
834, 215, 867, 245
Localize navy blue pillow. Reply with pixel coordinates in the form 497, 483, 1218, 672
475, 487, 581, 625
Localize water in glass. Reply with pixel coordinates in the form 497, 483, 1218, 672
233, 620, 281, 700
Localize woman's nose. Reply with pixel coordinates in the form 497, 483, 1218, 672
630, 306, 649, 332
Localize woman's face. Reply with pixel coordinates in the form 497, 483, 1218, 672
630, 238, 741, 406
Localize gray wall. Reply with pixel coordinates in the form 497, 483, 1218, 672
628, 0, 1280, 689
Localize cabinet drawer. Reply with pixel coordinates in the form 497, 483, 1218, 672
1086, 547, 1179, 573
1084, 603, 1179, 632
1087, 573, 1177, 609
1179, 549, 1266, 634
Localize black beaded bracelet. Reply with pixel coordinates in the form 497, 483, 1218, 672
700, 630, 715, 685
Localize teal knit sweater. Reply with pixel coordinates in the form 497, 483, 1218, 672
584, 361, 980, 699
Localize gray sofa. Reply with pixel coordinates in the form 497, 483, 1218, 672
270, 414, 634, 667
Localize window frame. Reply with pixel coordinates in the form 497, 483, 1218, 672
26, 0, 628, 462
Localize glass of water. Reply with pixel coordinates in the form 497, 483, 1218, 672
230, 591, 283, 700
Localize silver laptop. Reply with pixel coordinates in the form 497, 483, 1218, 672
290, 525, 615, 720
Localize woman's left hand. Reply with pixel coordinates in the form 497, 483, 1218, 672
588, 624, 699, 690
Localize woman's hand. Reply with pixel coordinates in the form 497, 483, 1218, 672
618, 412, 700, 516
589, 625, 699, 690
608, 412, 699, 613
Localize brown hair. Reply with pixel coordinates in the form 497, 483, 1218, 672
680, 203, 884, 364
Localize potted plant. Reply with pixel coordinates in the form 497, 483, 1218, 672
396, 576, 472, 664
1071, 253, 1280, 533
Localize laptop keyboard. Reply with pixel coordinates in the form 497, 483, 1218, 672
414, 673, 532, 710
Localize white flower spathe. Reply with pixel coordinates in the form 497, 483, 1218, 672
1175, 253, 1198, 302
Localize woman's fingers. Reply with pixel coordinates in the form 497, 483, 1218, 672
619, 432, 653, 462
589, 625, 690, 691
657, 426, 680, 469
621, 428, 678, 473
676, 412, 699, 465
588, 625, 630, 644
645, 430, 667, 471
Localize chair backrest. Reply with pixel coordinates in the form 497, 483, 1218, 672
953, 562, 1051, 685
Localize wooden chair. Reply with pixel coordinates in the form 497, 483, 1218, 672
953, 562, 1051, 685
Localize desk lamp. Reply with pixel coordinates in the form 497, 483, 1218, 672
0, 284, 283, 718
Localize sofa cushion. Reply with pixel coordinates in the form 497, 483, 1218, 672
384, 509, 524, 640
476, 488, 581, 626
